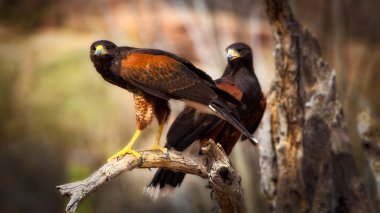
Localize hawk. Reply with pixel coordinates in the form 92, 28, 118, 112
89, 40, 259, 160
146, 43, 266, 197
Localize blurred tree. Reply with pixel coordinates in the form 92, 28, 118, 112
0, 0, 64, 31
260, 0, 376, 212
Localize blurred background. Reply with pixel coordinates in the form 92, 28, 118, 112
0, 0, 379, 212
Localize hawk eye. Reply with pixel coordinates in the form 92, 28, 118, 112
91, 46, 96, 51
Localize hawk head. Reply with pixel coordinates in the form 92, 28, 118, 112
225, 42, 252, 62
90, 40, 117, 58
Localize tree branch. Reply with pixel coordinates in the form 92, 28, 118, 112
56, 140, 246, 213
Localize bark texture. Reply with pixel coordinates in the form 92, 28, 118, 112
357, 110, 380, 210
260, 0, 375, 212
57, 140, 246, 213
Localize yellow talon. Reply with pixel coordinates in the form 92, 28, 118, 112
151, 144, 168, 153
150, 122, 167, 153
107, 146, 141, 161
107, 129, 142, 161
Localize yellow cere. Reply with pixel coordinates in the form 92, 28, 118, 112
227, 49, 240, 59
95, 45, 107, 55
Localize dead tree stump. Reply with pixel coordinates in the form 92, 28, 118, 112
260, 0, 375, 212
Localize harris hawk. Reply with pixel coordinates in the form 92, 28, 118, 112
89, 40, 259, 161
145, 42, 266, 198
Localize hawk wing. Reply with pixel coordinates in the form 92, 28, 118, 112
165, 106, 222, 151
240, 92, 267, 139
165, 81, 243, 151
112, 50, 218, 105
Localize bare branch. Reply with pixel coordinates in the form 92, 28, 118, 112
56, 140, 246, 213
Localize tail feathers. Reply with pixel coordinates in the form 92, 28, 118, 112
144, 169, 186, 200
143, 184, 175, 201
145, 141, 201, 200
209, 100, 260, 147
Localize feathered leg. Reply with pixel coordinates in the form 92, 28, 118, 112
151, 99, 170, 153
108, 93, 155, 161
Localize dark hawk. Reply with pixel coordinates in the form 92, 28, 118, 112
89, 40, 259, 161
145, 42, 266, 198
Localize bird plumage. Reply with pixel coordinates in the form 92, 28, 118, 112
89, 40, 258, 160
146, 42, 266, 197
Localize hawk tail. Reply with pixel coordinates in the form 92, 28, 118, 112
145, 140, 201, 200
144, 169, 186, 200
209, 99, 260, 147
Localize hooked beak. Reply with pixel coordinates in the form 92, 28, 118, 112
95, 45, 106, 55
226, 49, 240, 60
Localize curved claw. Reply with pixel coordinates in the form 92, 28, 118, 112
108, 129, 142, 161
108, 146, 141, 162
150, 145, 168, 153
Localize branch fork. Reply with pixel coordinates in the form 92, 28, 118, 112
57, 140, 246, 213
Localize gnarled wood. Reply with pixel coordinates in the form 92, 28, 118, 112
261, 0, 375, 212
57, 140, 246, 213
357, 110, 380, 210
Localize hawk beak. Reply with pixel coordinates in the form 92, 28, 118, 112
95, 45, 106, 55
226, 49, 240, 60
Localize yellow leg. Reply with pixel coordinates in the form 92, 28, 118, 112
150, 123, 167, 153
108, 129, 142, 161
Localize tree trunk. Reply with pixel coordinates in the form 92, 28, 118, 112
357, 110, 380, 211
260, 0, 375, 212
